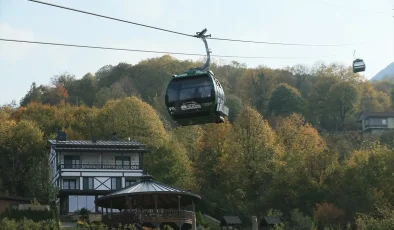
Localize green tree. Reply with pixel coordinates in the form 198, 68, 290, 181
144, 137, 194, 190
0, 119, 46, 197
268, 83, 307, 117
327, 81, 360, 131
225, 94, 243, 122
94, 82, 127, 107
171, 125, 203, 161
236, 69, 277, 115
20, 82, 43, 106
308, 75, 339, 129
67, 73, 98, 106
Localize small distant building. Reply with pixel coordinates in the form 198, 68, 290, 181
48, 131, 148, 215
357, 112, 394, 135
259, 216, 282, 230
220, 216, 242, 230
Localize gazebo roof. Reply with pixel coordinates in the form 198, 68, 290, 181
95, 174, 201, 209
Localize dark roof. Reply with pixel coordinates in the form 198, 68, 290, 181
357, 112, 394, 122
220, 216, 242, 225
260, 216, 282, 225
95, 174, 201, 209
48, 140, 148, 152
0, 196, 42, 203
203, 214, 220, 227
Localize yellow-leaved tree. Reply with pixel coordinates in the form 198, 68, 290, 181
95, 96, 193, 189
218, 106, 282, 214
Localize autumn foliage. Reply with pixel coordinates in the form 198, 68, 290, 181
2, 55, 394, 229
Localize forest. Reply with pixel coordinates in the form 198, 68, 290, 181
1, 55, 394, 229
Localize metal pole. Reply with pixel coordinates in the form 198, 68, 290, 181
178, 195, 181, 230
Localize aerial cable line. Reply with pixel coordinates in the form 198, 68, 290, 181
26, 0, 193, 38
0, 38, 343, 59
27, 0, 358, 47
207, 37, 354, 47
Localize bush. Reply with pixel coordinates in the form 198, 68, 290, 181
0, 207, 54, 222
0, 217, 58, 230
290, 209, 316, 230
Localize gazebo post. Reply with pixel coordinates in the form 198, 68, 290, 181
192, 200, 197, 230
178, 195, 181, 230
110, 200, 113, 228
154, 195, 158, 217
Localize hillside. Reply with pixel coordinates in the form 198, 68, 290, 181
371, 62, 394, 81
18, 55, 394, 132
1, 55, 394, 228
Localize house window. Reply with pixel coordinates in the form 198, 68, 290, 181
68, 195, 95, 213
111, 178, 121, 190
83, 177, 94, 190
63, 179, 79, 190
125, 179, 136, 187
64, 155, 80, 169
382, 119, 387, 125
115, 156, 131, 169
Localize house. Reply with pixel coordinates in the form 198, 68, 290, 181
0, 196, 35, 215
48, 131, 148, 215
357, 112, 394, 135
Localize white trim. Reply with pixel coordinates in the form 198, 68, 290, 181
61, 172, 80, 177
81, 172, 123, 177
60, 168, 142, 172
124, 172, 144, 177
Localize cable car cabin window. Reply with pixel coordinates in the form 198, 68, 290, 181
354, 62, 364, 67
168, 75, 214, 102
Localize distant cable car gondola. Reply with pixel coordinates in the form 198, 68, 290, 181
352, 51, 366, 73
164, 29, 229, 126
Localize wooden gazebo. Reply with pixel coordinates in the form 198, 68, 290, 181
95, 174, 201, 230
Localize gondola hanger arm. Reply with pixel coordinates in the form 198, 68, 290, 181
190, 28, 212, 72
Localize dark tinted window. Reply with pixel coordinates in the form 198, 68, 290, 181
167, 75, 213, 102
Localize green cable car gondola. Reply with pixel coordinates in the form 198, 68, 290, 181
164, 29, 229, 126
352, 50, 366, 73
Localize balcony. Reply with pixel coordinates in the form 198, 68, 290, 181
102, 209, 194, 226
364, 124, 388, 129
58, 163, 141, 170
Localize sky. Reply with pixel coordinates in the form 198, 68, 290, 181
0, 0, 392, 105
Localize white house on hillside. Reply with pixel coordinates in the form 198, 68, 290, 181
48, 132, 148, 215
357, 112, 394, 135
